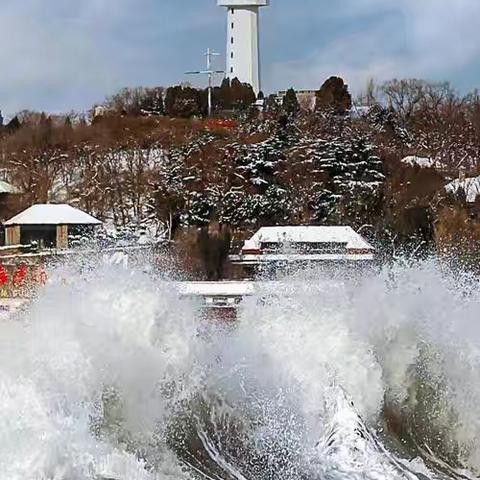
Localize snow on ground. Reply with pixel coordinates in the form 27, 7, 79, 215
401, 156, 439, 169
350, 105, 372, 118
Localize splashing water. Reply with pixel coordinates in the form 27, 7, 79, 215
1, 259, 480, 480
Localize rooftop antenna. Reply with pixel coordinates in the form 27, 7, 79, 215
186, 48, 224, 116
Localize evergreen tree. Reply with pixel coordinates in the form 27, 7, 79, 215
151, 148, 188, 235
230, 78, 256, 110
209, 78, 256, 113
216, 78, 232, 110
233, 133, 288, 193
164, 86, 180, 116
282, 88, 300, 116
164, 85, 201, 118
139, 87, 164, 116
301, 136, 385, 225
316, 77, 352, 114
265, 94, 280, 113
182, 190, 217, 226
257, 185, 291, 225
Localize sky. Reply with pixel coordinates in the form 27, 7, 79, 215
1, 0, 479, 117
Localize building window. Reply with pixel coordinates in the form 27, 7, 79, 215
231, 52, 234, 59
230, 8, 234, 14
231, 36, 234, 44
230, 67, 234, 73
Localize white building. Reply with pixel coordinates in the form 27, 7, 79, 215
230, 226, 375, 274
218, 0, 269, 94
276, 90, 317, 111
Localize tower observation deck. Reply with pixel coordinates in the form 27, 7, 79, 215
217, 0, 269, 94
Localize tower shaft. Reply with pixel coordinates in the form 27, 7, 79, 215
218, 1, 269, 94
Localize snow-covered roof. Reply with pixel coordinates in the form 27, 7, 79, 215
0, 180, 19, 194
445, 176, 480, 203
177, 281, 256, 297
243, 226, 374, 251
218, 0, 269, 6
176, 280, 344, 297
4, 204, 102, 226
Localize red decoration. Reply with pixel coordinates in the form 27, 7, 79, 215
0, 266, 8, 286
204, 118, 237, 132
13, 264, 27, 286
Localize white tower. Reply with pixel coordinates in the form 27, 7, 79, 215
218, 0, 269, 94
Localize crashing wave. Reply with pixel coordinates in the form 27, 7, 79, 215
1, 259, 480, 479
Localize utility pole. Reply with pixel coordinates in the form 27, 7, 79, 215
186, 48, 224, 116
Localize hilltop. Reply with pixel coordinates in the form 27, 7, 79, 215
1, 77, 480, 277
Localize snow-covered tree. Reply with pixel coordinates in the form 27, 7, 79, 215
288, 135, 385, 225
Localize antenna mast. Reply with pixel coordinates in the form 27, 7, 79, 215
186, 48, 224, 116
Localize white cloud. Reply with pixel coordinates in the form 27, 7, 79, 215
0, 0, 479, 115
265, 0, 480, 94
0, 0, 139, 115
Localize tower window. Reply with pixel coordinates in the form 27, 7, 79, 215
230, 8, 234, 14
231, 36, 234, 44
230, 67, 234, 73
231, 52, 234, 59
231, 22, 234, 29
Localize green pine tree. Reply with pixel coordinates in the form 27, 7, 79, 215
282, 88, 300, 116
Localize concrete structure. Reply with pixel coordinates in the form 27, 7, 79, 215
230, 226, 375, 277
277, 90, 317, 111
0, 180, 22, 244
4, 204, 102, 249
218, 0, 269, 94
177, 279, 344, 321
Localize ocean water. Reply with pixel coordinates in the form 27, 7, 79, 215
1, 259, 480, 480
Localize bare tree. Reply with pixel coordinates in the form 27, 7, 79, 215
356, 78, 378, 107
104, 87, 165, 117
380, 79, 427, 122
